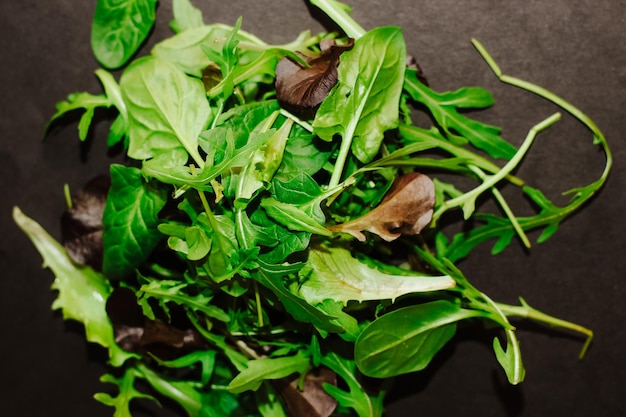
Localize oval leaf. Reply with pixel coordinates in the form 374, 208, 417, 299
102, 165, 167, 279
120, 56, 210, 164
355, 300, 489, 378
91, 0, 158, 69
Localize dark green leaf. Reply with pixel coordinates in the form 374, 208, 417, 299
355, 300, 489, 378
313, 26, 406, 163
103, 165, 168, 279
404, 70, 517, 160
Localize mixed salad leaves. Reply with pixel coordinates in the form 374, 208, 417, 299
13, 0, 612, 416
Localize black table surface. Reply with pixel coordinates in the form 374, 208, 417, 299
1, 1, 624, 416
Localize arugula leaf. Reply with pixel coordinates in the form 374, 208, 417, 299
103, 165, 168, 280
152, 24, 267, 77
95, 369, 158, 417
137, 280, 230, 323
91, 0, 158, 69
228, 351, 311, 393
404, 69, 517, 160
313, 26, 406, 185
120, 56, 211, 165
321, 352, 385, 417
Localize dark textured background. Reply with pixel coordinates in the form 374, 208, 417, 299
1, 1, 624, 416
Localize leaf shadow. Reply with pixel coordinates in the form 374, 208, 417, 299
384, 325, 526, 417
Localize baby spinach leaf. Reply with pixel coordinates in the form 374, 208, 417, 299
103, 165, 168, 280
120, 56, 211, 165
300, 244, 455, 305
354, 300, 490, 378
91, 0, 158, 69
170, 0, 205, 34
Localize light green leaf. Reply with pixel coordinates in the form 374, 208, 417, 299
260, 198, 332, 236
91, 0, 158, 69
120, 56, 211, 165
321, 352, 385, 417
300, 245, 455, 305
13, 207, 134, 367
46, 92, 111, 141
170, 0, 204, 33
228, 351, 311, 393
313, 26, 406, 163
95, 368, 157, 417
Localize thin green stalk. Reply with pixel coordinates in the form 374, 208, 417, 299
433, 112, 561, 221
472, 38, 612, 186
468, 165, 531, 249
309, 0, 367, 39
498, 298, 593, 359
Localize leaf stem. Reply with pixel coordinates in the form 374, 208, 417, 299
433, 112, 561, 221
497, 298, 593, 359
467, 165, 531, 249
309, 0, 367, 39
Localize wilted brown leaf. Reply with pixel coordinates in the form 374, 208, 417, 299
61, 175, 110, 270
106, 287, 206, 360
329, 172, 435, 242
273, 366, 338, 417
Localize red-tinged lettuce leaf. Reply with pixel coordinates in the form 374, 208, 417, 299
61, 175, 110, 270
103, 164, 168, 280
276, 39, 354, 117
13, 207, 135, 367
329, 172, 435, 242
272, 366, 338, 417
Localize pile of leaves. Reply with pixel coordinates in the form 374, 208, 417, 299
13, 0, 612, 416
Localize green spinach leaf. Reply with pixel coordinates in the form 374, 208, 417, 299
103, 165, 168, 280
91, 0, 158, 69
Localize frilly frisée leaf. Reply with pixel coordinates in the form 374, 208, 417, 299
300, 244, 455, 305
13, 207, 135, 367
